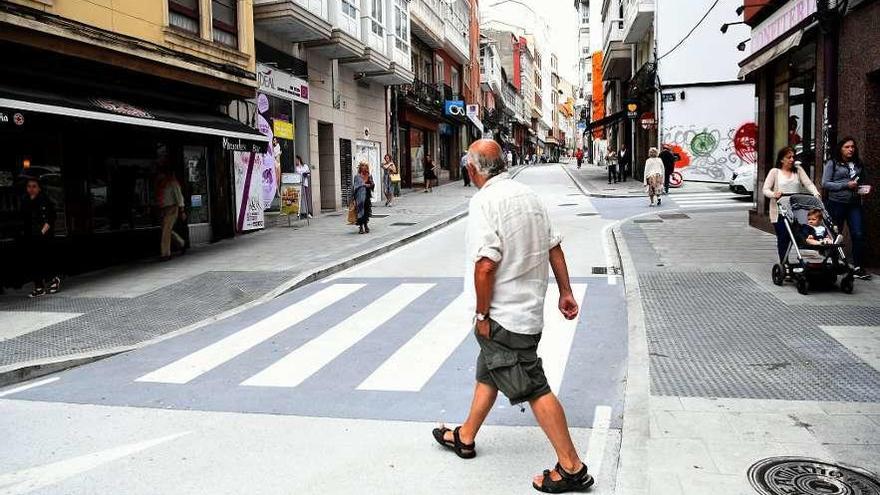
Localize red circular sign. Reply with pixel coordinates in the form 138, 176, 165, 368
13, 113, 24, 126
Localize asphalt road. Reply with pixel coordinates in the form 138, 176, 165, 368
0, 164, 630, 494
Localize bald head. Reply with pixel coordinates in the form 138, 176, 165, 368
467, 139, 507, 181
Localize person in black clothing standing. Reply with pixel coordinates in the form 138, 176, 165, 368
20, 177, 59, 297
618, 144, 631, 182
659, 145, 676, 194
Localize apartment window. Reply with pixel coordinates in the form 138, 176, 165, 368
342, 0, 358, 20
169, 0, 199, 34
451, 67, 460, 96
394, 0, 409, 51
212, 0, 238, 47
371, 0, 384, 36
581, 5, 589, 24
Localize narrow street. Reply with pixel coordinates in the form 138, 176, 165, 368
0, 165, 629, 494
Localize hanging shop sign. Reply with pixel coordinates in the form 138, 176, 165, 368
626, 101, 639, 119
273, 119, 294, 140
444, 100, 466, 116
234, 151, 265, 231
257, 63, 309, 104
751, 0, 816, 54
640, 112, 657, 130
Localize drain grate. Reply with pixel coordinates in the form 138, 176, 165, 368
633, 218, 663, 224
325, 213, 343, 217
577, 212, 598, 217
658, 213, 690, 220
389, 222, 417, 226
748, 457, 880, 494
591, 266, 621, 275
371, 214, 390, 218
557, 203, 578, 206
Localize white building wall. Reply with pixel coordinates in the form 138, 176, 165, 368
661, 84, 755, 182
307, 56, 389, 210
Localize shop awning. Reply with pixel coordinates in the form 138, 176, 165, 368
585, 110, 626, 131
738, 29, 803, 79
0, 83, 268, 149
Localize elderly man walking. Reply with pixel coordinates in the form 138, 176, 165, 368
432, 139, 592, 493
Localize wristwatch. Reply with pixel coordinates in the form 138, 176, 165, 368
474, 312, 489, 322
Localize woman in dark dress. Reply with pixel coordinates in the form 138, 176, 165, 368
423, 154, 437, 193
352, 161, 374, 234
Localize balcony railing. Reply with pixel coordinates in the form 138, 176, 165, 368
404, 78, 443, 111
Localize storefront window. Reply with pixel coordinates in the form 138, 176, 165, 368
772, 40, 817, 177
88, 153, 157, 233
183, 146, 210, 224
410, 127, 425, 184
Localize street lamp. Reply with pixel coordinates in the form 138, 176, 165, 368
720, 21, 746, 33
735, 3, 774, 16
736, 38, 750, 51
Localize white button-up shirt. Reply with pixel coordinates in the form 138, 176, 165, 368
465, 173, 562, 335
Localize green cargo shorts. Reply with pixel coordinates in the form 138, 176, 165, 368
475, 319, 552, 405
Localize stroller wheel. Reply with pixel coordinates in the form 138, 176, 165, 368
771, 264, 785, 286
840, 275, 854, 294
796, 277, 809, 295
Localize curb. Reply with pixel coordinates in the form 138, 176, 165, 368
0, 206, 470, 388
0, 165, 530, 388
611, 220, 652, 494
558, 164, 645, 199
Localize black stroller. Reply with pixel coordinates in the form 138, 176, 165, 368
771, 194, 855, 295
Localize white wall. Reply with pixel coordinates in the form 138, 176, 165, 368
661, 84, 756, 182
656, 0, 750, 85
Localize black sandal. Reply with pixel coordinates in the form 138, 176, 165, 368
532, 462, 594, 493
431, 426, 476, 459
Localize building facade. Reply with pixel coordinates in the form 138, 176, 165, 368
740, 0, 880, 266
0, 0, 266, 285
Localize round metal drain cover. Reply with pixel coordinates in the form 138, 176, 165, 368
748, 457, 880, 495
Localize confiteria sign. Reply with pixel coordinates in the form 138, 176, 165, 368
257, 63, 309, 104
751, 0, 817, 54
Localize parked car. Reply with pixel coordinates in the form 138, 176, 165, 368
729, 163, 756, 196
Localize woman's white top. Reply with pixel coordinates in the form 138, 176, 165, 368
762, 167, 820, 222
295, 164, 310, 187
643, 158, 665, 183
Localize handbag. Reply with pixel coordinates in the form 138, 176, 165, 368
389, 163, 401, 182
347, 202, 357, 225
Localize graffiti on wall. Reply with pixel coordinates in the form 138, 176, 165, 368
662, 122, 757, 181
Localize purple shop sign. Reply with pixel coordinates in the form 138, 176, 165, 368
257, 93, 270, 114
257, 114, 273, 142
751, 0, 817, 54
261, 151, 278, 209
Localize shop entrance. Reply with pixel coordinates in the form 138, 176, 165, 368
318, 122, 335, 210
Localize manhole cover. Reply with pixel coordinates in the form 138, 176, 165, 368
658, 213, 690, 219
748, 457, 880, 495
389, 222, 417, 226
577, 213, 598, 217
633, 219, 663, 223
558, 203, 578, 206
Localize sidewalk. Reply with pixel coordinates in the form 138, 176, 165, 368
614, 209, 880, 494
562, 161, 728, 198
0, 177, 484, 386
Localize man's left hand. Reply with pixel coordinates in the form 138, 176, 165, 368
558, 292, 579, 320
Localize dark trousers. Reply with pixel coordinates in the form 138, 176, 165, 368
461, 166, 470, 186
608, 165, 619, 183
23, 236, 51, 287
664, 170, 673, 193
773, 221, 791, 262
619, 162, 629, 181
827, 200, 866, 267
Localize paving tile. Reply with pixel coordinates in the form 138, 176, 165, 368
650, 410, 740, 442
798, 413, 880, 444
676, 472, 754, 495
725, 412, 818, 444
648, 472, 684, 495
650, 396, 684, 411
647, 438, 719, 474
705, 441, 829, 476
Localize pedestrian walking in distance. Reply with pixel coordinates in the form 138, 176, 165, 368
605, 145, 618, 184
618, 144, 631, 182
352, 161, 374, 234
381, 153, 397, 206
432, 139, 593, 493
643, 147, 665, 206
659, 145, 676, 194
20, 177, 59, 297
295, 155, 314, 218
575, 148, 584, 169
156, 165, 186, 261
423, 154, 438, 193
822, 137, 872, 279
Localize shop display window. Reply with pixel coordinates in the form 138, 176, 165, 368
772, 40, 817, 177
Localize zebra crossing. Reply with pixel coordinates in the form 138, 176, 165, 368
2, 277, 625, 428
669, 191, 754, 210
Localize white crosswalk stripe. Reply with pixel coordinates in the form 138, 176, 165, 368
357, 293, 472, 392
671, 191, 753, 210
242, 283, 435, 388
137, 283, 365, 384
539, 284, 588, 393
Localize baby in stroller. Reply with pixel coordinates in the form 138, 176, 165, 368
771, 194, 855, 295
800, 208, 835, 247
